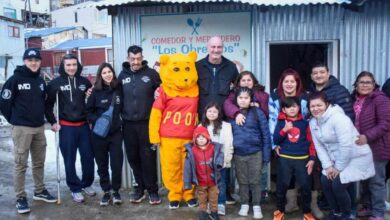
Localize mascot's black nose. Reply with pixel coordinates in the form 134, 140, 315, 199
184, 79, 188, 82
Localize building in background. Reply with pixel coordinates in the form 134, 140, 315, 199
0, 16, 25, 82
50, 0, 101, 11
51, 1, 111, 38
0, 0, 50, 28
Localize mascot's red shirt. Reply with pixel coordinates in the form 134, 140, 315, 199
152, 87, 198, 139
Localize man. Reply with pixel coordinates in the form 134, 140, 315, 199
118, 45, 162, 205
196, 36, 239, 117
45, 54, 95, 203
309, 62, 354, 119
196, 36, 239, 209
0, 48, 57, 214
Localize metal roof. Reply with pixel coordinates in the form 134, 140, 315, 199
96, 0, 351, 8
25, 27, 77, 38
50, 37, 112, 50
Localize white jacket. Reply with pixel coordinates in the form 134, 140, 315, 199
309, 105, 375, 184
207, 121, 234, 168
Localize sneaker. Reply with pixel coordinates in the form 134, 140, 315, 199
273, 210, 285, 220
149, 192, 161, 205
238, 204, 249, 217
112, 191, 122, 205
324, 211, 341, 220
71, 192, 85, 203
199, 211, 209, 220
357, 207, 372, 217
210, 211, 220, 220
253, 205, 263, 219
226, 193, 236, 205
129, 190, 145, 204
33, 189, 57, 203
82, 186, 96, 196
16, 197, 30, 214
217, 204, 225, 215
186, 198, 198, 207
169, 201, 180, 209
100, 192, 111, 206
386, 201, 390, 211
368, 217, 384, 220
303, 213, 316, 220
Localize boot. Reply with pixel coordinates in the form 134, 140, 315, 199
285, 189, 299, 213
311, 191, 324, 219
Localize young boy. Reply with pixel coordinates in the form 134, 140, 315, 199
184, 126, 224, 220
272, 97, 316, 220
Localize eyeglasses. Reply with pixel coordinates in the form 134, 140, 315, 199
357, 81, 374, 86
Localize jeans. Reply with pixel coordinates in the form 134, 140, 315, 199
218, 168, 227, 204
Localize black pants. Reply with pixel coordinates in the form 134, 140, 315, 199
123, 120, 158, 193
91, 130, 123, 192
321, 175, 351, 216
276, 157, 312, 213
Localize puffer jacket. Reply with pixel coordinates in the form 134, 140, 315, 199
352, 90, 390, 160
309, 104, 375, 184
206, 121, 234, 168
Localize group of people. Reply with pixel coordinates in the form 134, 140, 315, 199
0, 36, 389, 220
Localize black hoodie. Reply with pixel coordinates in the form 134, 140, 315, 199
0, 65, 46, 127
118, 61, 161, 121
45, 59, 92, 124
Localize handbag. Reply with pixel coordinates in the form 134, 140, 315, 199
92, 91, 116, 138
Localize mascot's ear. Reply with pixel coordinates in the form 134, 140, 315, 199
160, 55, 170, 66
188, 51, 197, 62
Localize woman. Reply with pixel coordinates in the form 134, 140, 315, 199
86, 63, 123, 206
308, 92, 375, 220
352, 71, 390, 220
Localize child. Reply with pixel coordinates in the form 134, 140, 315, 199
201, 102, 234, 216
228, 86, 271, 219
184, 126, 224, 220
272, 97, 316, 220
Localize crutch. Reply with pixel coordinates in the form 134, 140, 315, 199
55, 92, 61, 205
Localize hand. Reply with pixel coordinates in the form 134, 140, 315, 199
250, 102, 259, 107
325, 166, 335, 180
51, 123, 61, 132
306, 160, 315, 175
150, 143, 160, 151
235, 113, 246, 126
154, 87, 160, 100
355, 135, 368, 145
274, 146, 281, 156
282, 120, 293, 132
331, 168, 340, 180
85, 86, 93, 98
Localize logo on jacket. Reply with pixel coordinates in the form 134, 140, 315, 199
287, 127, 300, 143
116, 96, 120, 104
40, 84, 44, 91
60, 85, 71, 91
141, 76, 150, 83
18, 83, 31, 90
1, 89, 11, 99
122, 77, 131, 84
79, 84, 86, 91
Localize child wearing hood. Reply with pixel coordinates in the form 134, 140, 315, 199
184, 126, 224, 220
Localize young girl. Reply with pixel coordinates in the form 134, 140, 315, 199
86, 63, 123, 206
201, 102, 233, 216
228, 86, 271, 219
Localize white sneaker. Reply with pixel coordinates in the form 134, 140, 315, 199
238, 204, 249, 217
82, 186, 96, 196
71, 192, 85, 203
385, 200, 390, 211
218, 204, 225, 215
253, 205, 263, 219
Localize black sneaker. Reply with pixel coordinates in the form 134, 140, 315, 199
33, 189, 57, 203
16, 197, 30, 214
210, 211, 220, 220
100, 192, 111, 206
226, 193, 236, 205
112, 191, 122, 205
129, 190, 145, 204
186, 198, 198, 208
149, 192, 161, 205
169, 201, 180, 210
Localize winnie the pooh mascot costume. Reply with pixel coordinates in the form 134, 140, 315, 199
149, 51, 199, 208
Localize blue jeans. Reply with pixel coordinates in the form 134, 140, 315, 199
361, 159, 389, 218
59, 124, 95, 193
218, 168, 228, 204
321, 175, 351, 216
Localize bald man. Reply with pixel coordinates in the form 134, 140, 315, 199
196, 36, 239, 117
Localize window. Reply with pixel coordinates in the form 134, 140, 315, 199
97, 9, 108, 24
107, 49, 113, 63
74, 12, 78, 23
3, 7, 16, 19
8, 26, 20, 38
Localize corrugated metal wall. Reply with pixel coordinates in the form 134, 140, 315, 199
112, 0, 390, 90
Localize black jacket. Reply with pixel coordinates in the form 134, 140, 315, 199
382, 78, 390, 98
45, 61, 92, 124
196, 55, 239, 115
86, 85, 122, 134
118, 61, 161, 121
309, 75, 354, 120
0, 65, 46, 127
